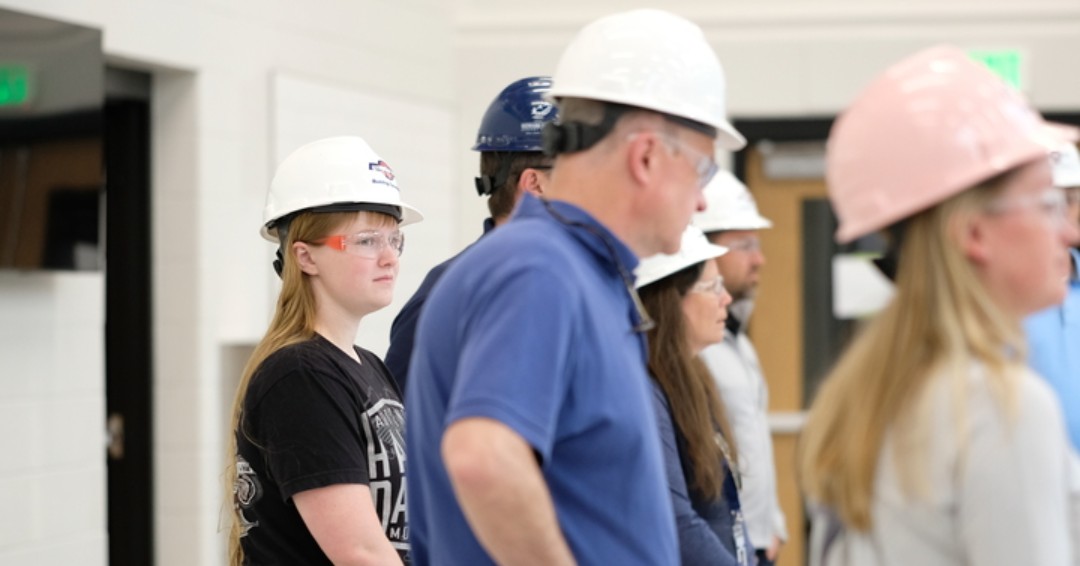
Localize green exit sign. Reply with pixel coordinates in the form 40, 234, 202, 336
0, 65, 32, 107
969, 49, 1024, 90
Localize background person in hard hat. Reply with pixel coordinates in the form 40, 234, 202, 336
384, 76, 557, 391
404, 9, 744, 566
225, 136, 422, 566
799, 46, 1080, 566
1025, 141, 1080, 451
692, 171, 787, 566
636, 226, 752, 565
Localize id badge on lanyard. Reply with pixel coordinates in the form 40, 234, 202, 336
731, 508, 750, 566
717, 432, 750, 566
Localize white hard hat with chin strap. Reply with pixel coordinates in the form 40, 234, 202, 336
262, 136, 424, 275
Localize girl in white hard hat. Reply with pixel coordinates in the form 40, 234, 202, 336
226, 136, 422, 565
800, 46, 1080, 566
636, 226, 752, 566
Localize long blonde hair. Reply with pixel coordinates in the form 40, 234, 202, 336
798, 170, 1027, 531
223, 210, 391, 566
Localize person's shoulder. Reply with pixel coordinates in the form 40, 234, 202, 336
397, 254, 460, 313
254, 338, 345, 386
1011, 365, 1064, 413
418, 252, 461, 287
649, 378, 671, 409
941, 362, 1063, 426
475, 218, 572, 259
699, 339, 741, 372
445, 221, 578, 288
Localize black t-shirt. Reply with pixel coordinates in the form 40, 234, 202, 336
234, 335, 409, 564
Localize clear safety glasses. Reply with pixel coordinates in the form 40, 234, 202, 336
985, 187, 1070, 228
628, 131, 719, 189
723, 236, 762, 254
660, 134, 720, 189
690, 275, 726, 296
316, 230, 405, 259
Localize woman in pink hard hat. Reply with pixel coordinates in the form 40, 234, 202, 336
799, 45, 1080, 566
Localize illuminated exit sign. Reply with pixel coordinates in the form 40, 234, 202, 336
0, 65, 32, 107
968, 49, 1024, 90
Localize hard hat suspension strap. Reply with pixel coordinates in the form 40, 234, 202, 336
474, 152, 516, 196
542, 103, 629, 156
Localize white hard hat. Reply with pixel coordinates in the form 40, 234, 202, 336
548, 9, 745, 151
636, 226, 728, 289
262, 136, 423, 242
693, 171, 772, 232
1051, 143, 1080, 188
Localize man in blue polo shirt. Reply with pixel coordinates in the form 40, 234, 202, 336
1026, 141, 1080, 450
384, 77, 558, 390
405, 9, 746, 565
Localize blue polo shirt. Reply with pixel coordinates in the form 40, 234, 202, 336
384, 219, 495, 391
1025, 248, 1080, 451
405, 193, 678, 565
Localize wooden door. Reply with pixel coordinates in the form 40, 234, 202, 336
743, 146, 829, 566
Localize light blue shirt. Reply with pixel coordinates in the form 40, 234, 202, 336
1024, 248, 1080, 451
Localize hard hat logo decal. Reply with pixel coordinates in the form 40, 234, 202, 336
531, 101, 554, 121
368, 160, 396, 181
521, 101, 554, 134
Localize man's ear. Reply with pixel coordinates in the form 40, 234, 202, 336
626, 132, 662, 189
517, 168, 546, 197
293, 241, 319, 275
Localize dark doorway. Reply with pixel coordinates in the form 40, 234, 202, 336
104, 68, 153, 566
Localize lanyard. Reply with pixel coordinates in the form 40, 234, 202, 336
717, 432, 749, 566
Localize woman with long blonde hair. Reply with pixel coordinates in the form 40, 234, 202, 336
637, 226, 752, 565
800, 46, 1080, 566
225, 136, 422, 565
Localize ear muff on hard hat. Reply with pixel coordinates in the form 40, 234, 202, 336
826, 44, 1078, 244
546, 9, 745, 152
541, 102, 720, 157
541, 103, 629, 156
473, 76, 559, 196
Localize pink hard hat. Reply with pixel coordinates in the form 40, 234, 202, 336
826, 44, 1078, 244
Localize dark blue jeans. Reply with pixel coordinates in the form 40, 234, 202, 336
755, 549, 775, 566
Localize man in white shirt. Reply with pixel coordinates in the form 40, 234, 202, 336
694, 171, 787, 566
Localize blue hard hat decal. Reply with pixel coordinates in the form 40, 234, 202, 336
473, 76, 559, 152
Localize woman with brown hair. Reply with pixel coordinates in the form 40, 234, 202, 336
800, 46, 1080, 566
637, 226, 751, 565
225, 136, 422, 565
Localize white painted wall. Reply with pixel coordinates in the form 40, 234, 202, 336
0, 1, 454, 565
2, 1, 1079, 565
0, 273, 106, 565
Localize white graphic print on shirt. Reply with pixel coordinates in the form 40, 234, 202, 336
363, 398, 408, 549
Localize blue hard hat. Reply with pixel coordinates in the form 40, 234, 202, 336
472, 76, 558, 152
